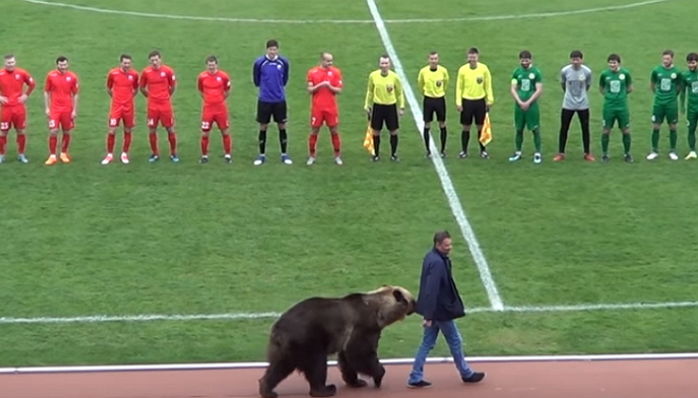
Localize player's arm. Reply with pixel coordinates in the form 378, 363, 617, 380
650, 70, 657, 93
20, 73, 35, 103
72, 77, 79, 118
132, 73, 139, 95
560, 69, 566, 92
443, 68, 450, 92
417, 69, 425, 95
223, 75, 231, 99
197, 74, 205, 99
455, 67, 463, 110
252, 59, 261, 87
395, 75, 405, 115
139, 73, 148, 97
598, 73, 606, 96
509, 78, 522, 105
364, 73, 374, 113
484, 66, 494, 106
327, 70, 343, 94
106, 73, 114, 97
43, 75, 52, 115
281, 57, 289, 87
585, 70, 592, 91
626, 72, 633, 94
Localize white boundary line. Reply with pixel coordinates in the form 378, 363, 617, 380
20, 0, 671, 24
3, 300, 698, 325
365, 0, 504, 311
2, 353, 698, 374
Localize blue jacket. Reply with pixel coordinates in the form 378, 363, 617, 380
252, 55, 289, 103
415, 248, 466, 321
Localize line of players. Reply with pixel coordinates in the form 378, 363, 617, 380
1, 43, 697, 166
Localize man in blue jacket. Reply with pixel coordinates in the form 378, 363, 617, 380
253, 39, 292, 165
407, 230, 486, 388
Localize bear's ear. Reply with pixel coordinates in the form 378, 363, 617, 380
392, 288, 406, 303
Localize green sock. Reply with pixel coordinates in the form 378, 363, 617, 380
689, 125, 696, 151
622, 134, 631, 154
669, 129, 677, 151
515, 130, 524, 151
532, 128, 541, 152
601, 134, 610, 154
651, 129, 660, 152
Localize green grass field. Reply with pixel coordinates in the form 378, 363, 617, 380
1, 0, 697, 366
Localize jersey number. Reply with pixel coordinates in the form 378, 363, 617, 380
610, 80, 621, 94
660, 78, 672, 92
521, 79, 531, 92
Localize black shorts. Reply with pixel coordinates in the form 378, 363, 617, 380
371, 103, 399, 131
257, 100, 287, 124
423, 96, 446, 123
460, 98, 486, 126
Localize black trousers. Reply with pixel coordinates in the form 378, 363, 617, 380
559, 108, 590, 153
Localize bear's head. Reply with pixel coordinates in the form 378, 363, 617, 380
364, 285, 416, 328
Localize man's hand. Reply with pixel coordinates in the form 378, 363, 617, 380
456, 105, 463, 112
398, 108, 404, 117
422, 319, 432, 327
45, 107, 50, 117
18, 94, 28, 104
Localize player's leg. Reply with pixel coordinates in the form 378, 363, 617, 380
216, 111, 232, 163
45, 113, 60, 165
199, 109, 213, 163
102, 108, 120, 165
528, 103, 542, 163
510, 106, 525, 161
387, 104, 400, 161
648, 105, 664, 159
600, 107, 613, 161
473, 99, 488, 158
555, 108, 574, 160
328, 121, 342, 165
436, 97, 447, 157
460, 99, 474, 158
147, 108, 160, 162
668, 105, 679, 160
274, 102, 291, 165
422, 97, 434, 157
0, 107, 10, 163
578, 109, 594, 161
307, 107, 323, 165
686, 110, 698, 159
161, 104, 178, 162
120, 108, 135, 164
407, 322, 439, 386
14, 106, 28, 163
370, 105, 384, 161
255, 100, 272, 165
59, 111, 74, 163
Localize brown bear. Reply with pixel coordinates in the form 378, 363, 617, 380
258, 285, 416, 398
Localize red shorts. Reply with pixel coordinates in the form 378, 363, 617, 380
201, 104, 229, 132
310, 107, 339, 128
147, 104, 174, 128
0, 105, 27, 131
48, 110, 75, 131
109, 104, 135, 128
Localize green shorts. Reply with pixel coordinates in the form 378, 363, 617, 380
602, 106, 630, 129
514, 102, 540, 131
652, 103, 679, 125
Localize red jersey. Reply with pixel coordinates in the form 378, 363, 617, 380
45, 70, 79, 112
106, 67, 138, 105
307, 66, 343, 111
139, 64, 175, 103
0, 67, 35, 106
197, 70, 230, 105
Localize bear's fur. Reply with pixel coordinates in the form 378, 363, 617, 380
258, 286, 416, 398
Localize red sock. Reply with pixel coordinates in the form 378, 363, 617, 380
331, 133, 341, 155
61, 133, 71, 153
49, 135, 58, 155
308, 134, 318, 156
17, 134, 26, 154
167, 132, 177, 155
222, 134, 232, 155
0, 136, 6, 155
201, 135, 209, 155
122, 132, 132, 153
107, 134, 115, 153
149, 133, 158, 155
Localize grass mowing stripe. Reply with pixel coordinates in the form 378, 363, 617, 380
365, 0, 504, 311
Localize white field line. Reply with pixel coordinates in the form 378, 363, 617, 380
365, 0, 504, 311
2, 352, 698, 374
20, 0, 671, 24
3, 300, 697, 325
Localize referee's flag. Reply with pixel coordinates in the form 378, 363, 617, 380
363, 122, 375, 155
479, 112, 493, 145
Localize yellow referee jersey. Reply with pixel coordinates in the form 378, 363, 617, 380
364, 69, 405, 109
455, 62, 494, 105
418, 65, 449, 98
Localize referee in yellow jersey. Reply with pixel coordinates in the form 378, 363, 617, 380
364, 54, 405, 162
418, 51, 450, 158
456, 47, 494, 158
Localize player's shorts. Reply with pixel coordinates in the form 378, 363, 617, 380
147, 103, 175, 128
687, 109, 698, 129
602, 106, 630, 130
257, 100, 287, 124
423, 96, 446, 123
0, 105, 27, 131
514, 102, 540, 131
201, 103, 229, 132
310, 107, 339, 128
109, 104, 135, 128
460, 98, 487, 126
370, 103, 399, 132
48, 110, 75, 131
651, 103, 678, 125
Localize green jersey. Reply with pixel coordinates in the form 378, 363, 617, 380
681, 69, 698, 112
511, 66, 542, 102
650, 65, 681, 105
599, 67, 631, 108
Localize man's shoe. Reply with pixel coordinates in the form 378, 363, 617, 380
17, 154, 29, 164
669, 152, 679, 160
169, 154, 180, 163
371, 155, 380, 162
306, 156, 316, 166
101, 153, 113, 165
440, 152, 446, 158
253, 154, 266, 166
224, 154, 232, 164
584, 153, 596, 162
685, 151, 697, 160
553, 153, 565, 161
390, 154, 400, 162
646, 151, 659, 160
334, 156, 343, 166
199, 155, 209, 164
458, 151, 468, 159
59, 152, 72, 163
624, 153, 634, 163
281, 153, 293, 165
407, 380, 432, 389
120, 152, 130, 164
508, 152, 522, 162
480, 150, 490, 159
462, 372, 486, 383
0, 154, 5, 164
45, 155, 58, 166
148, 154, 160, 163
601, 154, 609, 163
533, 153, 542, 164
